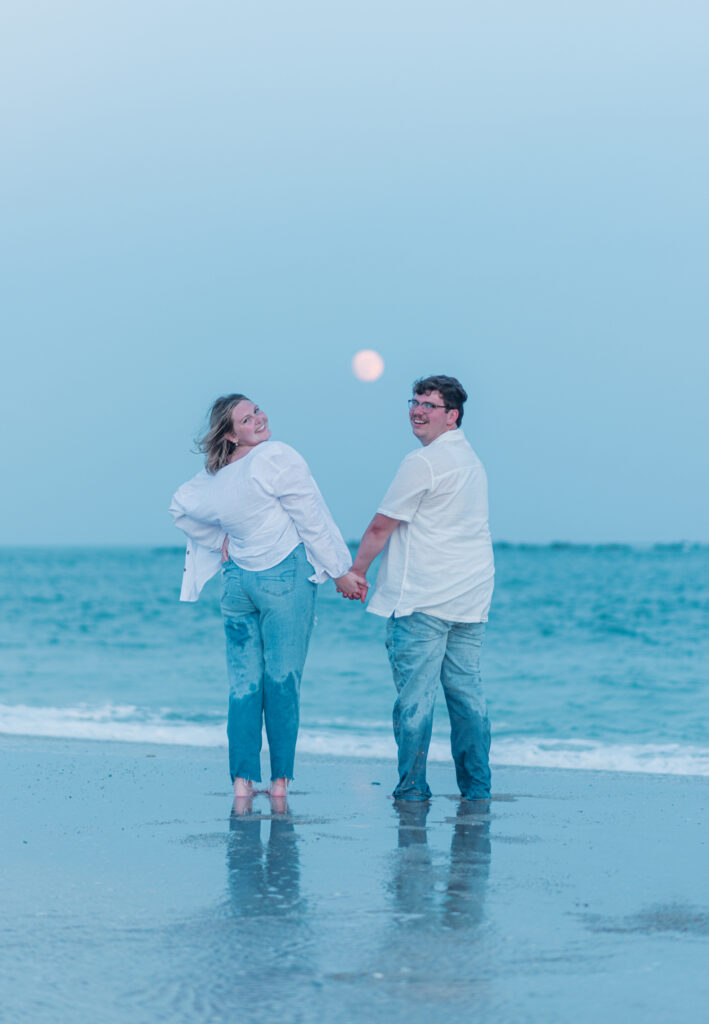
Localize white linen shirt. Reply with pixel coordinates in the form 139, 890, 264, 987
169, 441, 352, 601
367, 429, 494, 622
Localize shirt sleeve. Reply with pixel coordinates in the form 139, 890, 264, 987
377, 452, 433, 523
169, 475, 227, 552
262, 446, 352, 580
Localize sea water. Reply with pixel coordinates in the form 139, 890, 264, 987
1, 544, 707, 776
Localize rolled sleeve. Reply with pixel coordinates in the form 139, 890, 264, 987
377, 453, 433, 523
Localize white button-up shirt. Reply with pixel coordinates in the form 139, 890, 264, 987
367, 429, 494, 622
170, 441, 352, 601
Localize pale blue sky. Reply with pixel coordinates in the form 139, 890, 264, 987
2, 1, 707, 544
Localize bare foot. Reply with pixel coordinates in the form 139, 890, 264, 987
268, 793, 288, 815
233, 777, 255, 799
267, 777, 288, 798
232, 794, 255, 816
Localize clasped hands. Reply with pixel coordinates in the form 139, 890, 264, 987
334, 570, 369, 603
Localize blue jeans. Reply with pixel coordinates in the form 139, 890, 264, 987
386, 613, 491, 801
221, 544, 317, 783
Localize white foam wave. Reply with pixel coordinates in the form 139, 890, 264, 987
490, 737, 709, 776
1, 703, 708, 776
0, 703, 225, 747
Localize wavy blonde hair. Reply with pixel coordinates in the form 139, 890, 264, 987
196, 394, 249, 474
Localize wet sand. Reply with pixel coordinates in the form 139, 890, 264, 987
2, 734, 708, 1023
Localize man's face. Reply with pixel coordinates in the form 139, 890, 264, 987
409, 390, 458, 446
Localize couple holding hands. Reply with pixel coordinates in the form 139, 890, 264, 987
170, 375, 494, 809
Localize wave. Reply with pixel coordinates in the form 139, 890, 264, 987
490, 737, 709, 776
1, 703, 708, 777
0, 703, 225, 747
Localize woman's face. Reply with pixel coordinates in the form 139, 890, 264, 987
228, 400, 271, 448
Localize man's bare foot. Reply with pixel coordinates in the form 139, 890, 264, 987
233, 777, 255, 799
267, 777, 288, 798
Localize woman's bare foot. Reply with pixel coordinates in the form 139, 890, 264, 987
267, 777, 288, 798
268, 793, 288, 815
232, 794, 255, 816
233, 777, 255, 799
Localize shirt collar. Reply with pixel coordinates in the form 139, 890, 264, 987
427, 427, 466, 448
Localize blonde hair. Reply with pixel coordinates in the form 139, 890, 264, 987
196, 394, 249, 474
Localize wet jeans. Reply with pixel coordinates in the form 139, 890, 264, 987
386, 612, 491, 801
221, 544, 317, 783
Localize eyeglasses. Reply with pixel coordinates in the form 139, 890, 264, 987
408, 399, 448, 411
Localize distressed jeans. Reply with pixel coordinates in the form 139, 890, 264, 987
386, 612, 491, 801
221, 544, 316, 783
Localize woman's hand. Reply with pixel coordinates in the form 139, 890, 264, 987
335, 570, 369, 603
221, 535, 230, 563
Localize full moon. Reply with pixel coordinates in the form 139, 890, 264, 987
352, 349, 385, 382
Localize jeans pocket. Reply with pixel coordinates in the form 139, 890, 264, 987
221, 572, 252, 615
258, 564, 297, 596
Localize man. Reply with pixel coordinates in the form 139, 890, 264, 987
350, 375, 494, 802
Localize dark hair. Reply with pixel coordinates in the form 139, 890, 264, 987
413, 375, 468, 427
196, 394, 249, 474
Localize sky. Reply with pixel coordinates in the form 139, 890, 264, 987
2, 1, 708, 545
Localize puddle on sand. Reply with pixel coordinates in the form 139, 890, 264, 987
584, 903, 709, 936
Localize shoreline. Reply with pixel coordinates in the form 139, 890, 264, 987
3, 734, 709, 1023
1, 724, 708, 778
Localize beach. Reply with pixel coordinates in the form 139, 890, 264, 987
3, 735, 708, 1024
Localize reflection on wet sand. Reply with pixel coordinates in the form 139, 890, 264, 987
390, 800, 491, 930
226, 804, 305, 919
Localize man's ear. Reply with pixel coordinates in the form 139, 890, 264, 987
447, 408, 459, 427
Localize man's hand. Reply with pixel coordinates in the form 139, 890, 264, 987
334, 570, 369, 604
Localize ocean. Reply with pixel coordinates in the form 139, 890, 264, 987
1, 544, 707, 777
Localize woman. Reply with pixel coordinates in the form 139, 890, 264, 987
170, 393, 363, 804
